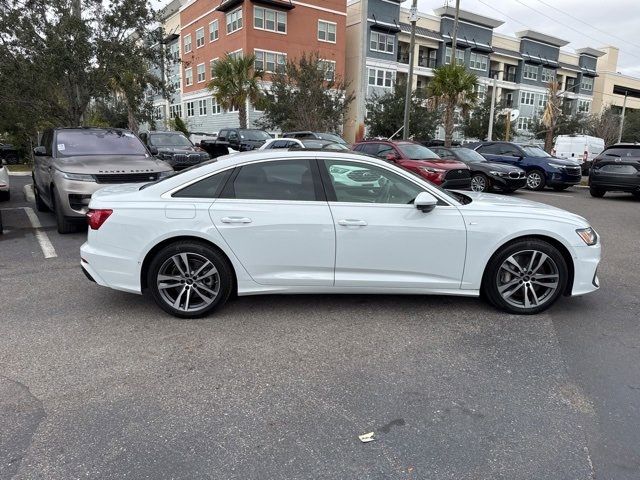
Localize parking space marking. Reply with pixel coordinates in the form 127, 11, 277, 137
22, 207, 57, 258
523, 191, 575, 198
23, 183, 35, 203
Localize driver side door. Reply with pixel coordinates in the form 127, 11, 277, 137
319, 158, 467, 290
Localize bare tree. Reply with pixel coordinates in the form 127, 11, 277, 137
541, 80, 562, 152
589, 106, 620, 146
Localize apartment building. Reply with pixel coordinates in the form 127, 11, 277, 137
344, 1, 603, 142
593, 46, 640, 115
177, 0, 346, 133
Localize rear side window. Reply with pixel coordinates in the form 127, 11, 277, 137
173, 170, 232, 198
477, 144, 501, 155
224, 159, 319, 201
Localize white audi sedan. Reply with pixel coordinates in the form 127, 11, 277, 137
80, 150, 600, 318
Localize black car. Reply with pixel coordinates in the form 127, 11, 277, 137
0, 143, 19, 165
217, 128, 272, 151
139, 131, 210, 170
589, 143, 640, 198
430, 146, 527, 193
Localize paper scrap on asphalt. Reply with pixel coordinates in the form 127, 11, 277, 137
358, 432, 375, 443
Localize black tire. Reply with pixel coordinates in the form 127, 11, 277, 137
526, 170, 546, 191
552, 185, 569, 191
590, 186, 606, 198
33, 183, 49, 212
482, 238, 568, 315
147, 241, 233, 319
0, 210, 3, 234
470, 173, 490, 192
0, 190, 9, 201
501, 187, 516, 193
52, 187, 79, 234
632, 192, 640, 199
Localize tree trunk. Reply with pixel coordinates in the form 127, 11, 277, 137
128, 104, 139, 134
444, 103, 455, 147
239, 104, 247, 129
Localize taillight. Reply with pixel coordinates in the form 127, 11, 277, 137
86, 209, 113, 230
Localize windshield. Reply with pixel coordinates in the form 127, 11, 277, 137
317, 133, 347, 144
453, 148, 486, 163
602, 148, 640, 158
397, 144, 439, 160
300, 140, 349, 150
139, 158, 219, 190
239, 130, 271, 141
56, 129, 148, 157
149, 133, 192, 147
521, 146, 551, 158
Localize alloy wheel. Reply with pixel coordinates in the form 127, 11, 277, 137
496, 249, 560, 309
156, 252, 220, 313
526, 172, 543, 189
471, 175, 487, 192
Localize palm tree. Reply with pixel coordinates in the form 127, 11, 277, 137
541, 80, 563, 152
208, 53, 263, 129
428, 63, 478, 147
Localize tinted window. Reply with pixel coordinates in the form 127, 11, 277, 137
324, 159, 423, 205
230, 160, 317, 201
601, 148, 640, 158
500, 145, 522, 156
150, 133, 192, 147
521, 146, 550, 157
218, 130, 228, 140
268, 140, 290, 149
55, 130, 148, 157
376, 144, 396, 158
397, 144, 439, 160
358, 143, 379, 155
41, 130, 53, 156
173, 170, 232, 198
477, 144, 502, 155
238, 130, 271, 141
452, 148, 486, 163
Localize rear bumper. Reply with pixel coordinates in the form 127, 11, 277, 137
589, 174, 640, 192
80, 241, 142, 294
570, 243, 601, 297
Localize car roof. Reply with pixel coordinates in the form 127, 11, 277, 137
357, 139, 417, 145
53, 127, 131, 132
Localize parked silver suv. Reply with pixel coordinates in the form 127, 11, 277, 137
33, 128, 173, 233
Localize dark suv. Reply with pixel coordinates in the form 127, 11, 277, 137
589, 143, 640, 198
139, 131, 210, 170
217, 128, 272, 151
473, 142, 582, 191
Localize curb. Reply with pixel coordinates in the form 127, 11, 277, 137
8, 171, 32, 176
23, 183, 35, 203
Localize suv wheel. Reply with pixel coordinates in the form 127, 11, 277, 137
526, 170, 546, 190
470, 173, 490, 192
482, 239, 568, 315
147, 241, 233, 319
590, 186, 606, 198
52, 187, 79, 234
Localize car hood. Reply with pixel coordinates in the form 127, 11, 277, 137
55, 155, 172, 174
156, 146, 201, 154
457, 191, 589, 227
411, 159, 469, 170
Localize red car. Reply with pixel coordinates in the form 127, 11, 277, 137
353, 140, 471, 188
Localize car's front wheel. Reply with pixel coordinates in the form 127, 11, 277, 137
52, 187, 79, 234
590, 186, 606, 198
470, 173, 490, 192
482, 239, 568, 315
147, 241, 233, 319
526, 170, 546, 190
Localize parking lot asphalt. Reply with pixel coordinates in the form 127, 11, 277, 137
1, 175, 639, 480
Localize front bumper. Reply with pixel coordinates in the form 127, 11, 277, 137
491, 175, 527, 190
54, 177, 104, 219
547, 170, 582, 187
570, 243, 601, 297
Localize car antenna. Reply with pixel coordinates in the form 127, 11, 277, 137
388, 125, 404, 141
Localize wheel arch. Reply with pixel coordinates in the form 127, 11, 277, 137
481, 234, 575, 296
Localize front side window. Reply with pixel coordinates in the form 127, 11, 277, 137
397, 144, 439, 160
55, 130, 148, 157
227, 160, 318, 201
323, 159, 423, 205
226, 8, 243, 34
318, 20, 336, 43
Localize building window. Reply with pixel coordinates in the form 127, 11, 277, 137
226, 8, 243, 34
541, 68, 555, 83
318, 20, 336, 43
474, 84, 487, 102
186, 101, 195, 117
169, 43, 180, 61
469, 52, 487, 71
153, 106, 163, 120
183, 34, 192, 54
517, 117, 532, 131
520, 91, 535, 106
581, 76, 594, 92
229, 49, 243, 61
445, 47, 465, 66
210, 58, 219, 77
367, 68, 395, 88
195, 27, 205, 48
170, 74, 180, 90
169, 104, 182, 118
523, 64, 538, 81
578, 100, 591, 113
254, 49, 286, 73
212, 98, 221, 115
538, 93, 548, 108
209, 20, 219, 42
318, 60, 336, 81
197, 63, 206, 83
370, 31, 394, 54
184, 67, 193, 86
254, 6, 286, 33
198, 99, 207, 116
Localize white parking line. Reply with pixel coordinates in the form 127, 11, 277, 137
523, 191, 575, 198
22, 207, 57, 259
23, 183, 35, 203
8, 171, 31, 176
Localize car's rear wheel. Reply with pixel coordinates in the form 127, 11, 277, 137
147, 241, 233, 319
590, 186, 606, 198
526, 170, 546, 190
470, 173, 490, 192
482, 239, 568, 315
52, 187, 79, 234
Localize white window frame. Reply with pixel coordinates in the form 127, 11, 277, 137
198, 99, 207, 116
209, 57, 219, 77
195, 27, 205, 48
212, 97, 222, 115
169, 104, 182, 119
196, 63, 206, 83
474, 84, 487, 102
523, 64, 538, 81
469, 52, 487, 71
367, 67, 395, 88
254, 49, 286, 73
578, 99, 591, 113
209, 20, 219, 42
520, 91, 535, 106
226, 8, 243, 34
318, 59, 336, 81
517, 117, 532, 132
186, 101, 195, 117
445, 47, 465, 66
184, 67, 193, 87
538, 93, 548, 108
183, 34, 192, 54
541, 67, 555, 83
581, 76, 594, 92
254, 6, 286, 34
370, 31, 394, 54
318, 20, 336, 43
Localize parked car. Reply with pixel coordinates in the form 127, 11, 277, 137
473, 141, 582, 191
81, 150, 601, 318
589, 143, 640, 198
0, 143, 19, 165
259, 138, 349, 151
216, 128, 272, 151
353, 140, 471, 189
282, 131, 349, 147
33, 127, 173, 233
553, 135, 604, 175
430, 146, 526, 193
139, 131, 210, 170
0, 160, 10, 201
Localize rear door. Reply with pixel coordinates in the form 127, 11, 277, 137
210, 158, 335, 286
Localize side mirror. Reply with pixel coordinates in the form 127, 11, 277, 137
33, 146, 47, 156
414, 191, 437, 213
148, 146, 159, 156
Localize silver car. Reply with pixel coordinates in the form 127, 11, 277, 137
33, 128, 173, 233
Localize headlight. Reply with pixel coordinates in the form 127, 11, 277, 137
419, 167, 446, 174
489, 171, 508, 177
576, 227, 598, 246
157, 170, 174, 179
549, 163, 566, 169
61, 172, 95, 182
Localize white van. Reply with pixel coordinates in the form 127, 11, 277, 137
553, 135, 605, 174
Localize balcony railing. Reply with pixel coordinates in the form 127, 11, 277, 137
489, 69, 517, 82
418, 56, 437, 68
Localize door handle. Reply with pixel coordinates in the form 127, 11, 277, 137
221, 217, 252, 224
338, 219, 367, 227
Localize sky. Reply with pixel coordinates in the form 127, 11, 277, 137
402, 0, 640, 77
